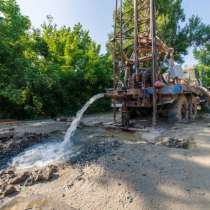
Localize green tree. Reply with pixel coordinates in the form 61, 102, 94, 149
0, 0, 33, 118
38, 19, 112, 116
194, 44, 210, 87
0, 2, 112, 119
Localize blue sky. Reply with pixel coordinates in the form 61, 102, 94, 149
16, 0, 210, 66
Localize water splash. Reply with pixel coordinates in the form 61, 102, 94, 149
11, 141, 63, 170
10, 93, 105, 170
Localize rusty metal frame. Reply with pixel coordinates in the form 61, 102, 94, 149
150, 0, 157, 126
109, 0, 177, 126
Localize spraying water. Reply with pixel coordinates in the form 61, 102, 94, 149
63, 93, 104, 145
11, 93, 105, 170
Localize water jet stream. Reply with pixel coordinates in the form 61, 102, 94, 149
63, 93, 105, 145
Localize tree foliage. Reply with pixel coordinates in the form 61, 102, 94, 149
0, 0, 112, 119
194, 44, 210, 87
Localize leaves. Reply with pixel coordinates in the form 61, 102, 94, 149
0, 0, 112, 119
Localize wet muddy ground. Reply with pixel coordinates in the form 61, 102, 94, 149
0, 113, 210, 210
0, 120, 68, 170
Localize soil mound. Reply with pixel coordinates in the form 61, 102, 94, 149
0, 195, 76, 210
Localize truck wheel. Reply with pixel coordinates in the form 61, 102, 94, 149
169, 95, 189, 122
190, 96, 198, 120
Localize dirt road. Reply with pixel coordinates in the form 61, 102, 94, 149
0, 114, 210, 210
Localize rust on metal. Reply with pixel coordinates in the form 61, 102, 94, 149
106, 0, 210, 127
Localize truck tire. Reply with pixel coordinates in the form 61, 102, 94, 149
168, 95, 189, 122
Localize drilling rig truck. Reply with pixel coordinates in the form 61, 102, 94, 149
106, 0, 210, 127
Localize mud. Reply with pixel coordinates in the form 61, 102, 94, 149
0, 120, 69, 170
0, 133, 48, 170
0, 138, 121, 196
0, 123, 121, 200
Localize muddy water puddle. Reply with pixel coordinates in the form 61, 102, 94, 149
5, 127, 120, 171
3, 123, 196, 172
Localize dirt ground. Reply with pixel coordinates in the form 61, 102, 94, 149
0, 113, 210, 210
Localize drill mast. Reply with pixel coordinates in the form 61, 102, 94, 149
113, 0, 159, 125
108, 0, 208, 127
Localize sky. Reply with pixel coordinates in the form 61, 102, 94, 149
16, 0, 210, 66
